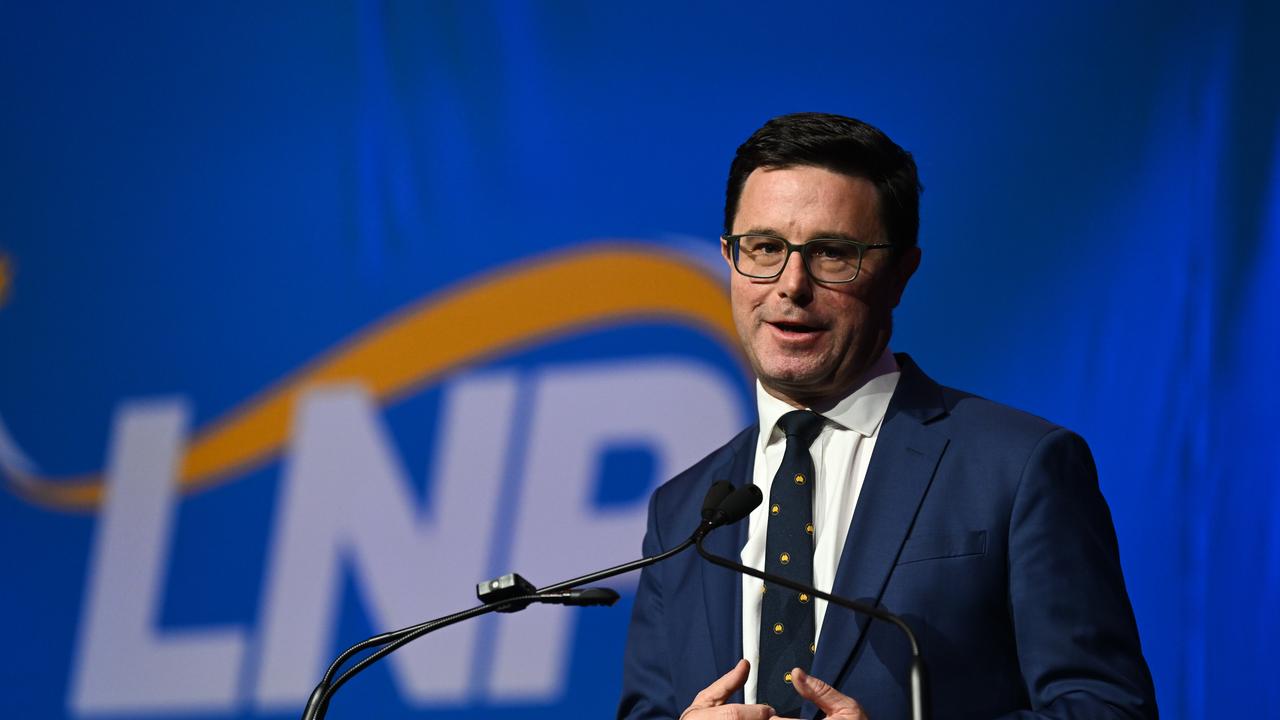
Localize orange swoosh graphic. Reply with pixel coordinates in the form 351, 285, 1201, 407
0, 253, 13, 308
6, 245, 737, 512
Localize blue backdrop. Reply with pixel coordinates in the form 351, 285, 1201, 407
2, 2, 1277, 718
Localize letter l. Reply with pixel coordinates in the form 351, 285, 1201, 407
69, 399, 246, 715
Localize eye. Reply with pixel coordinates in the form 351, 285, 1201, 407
742, 236, 786, 255
808, 240, 857, 261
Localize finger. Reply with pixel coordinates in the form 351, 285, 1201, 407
682, 704, 775, 720
689, 659, 751, 707
789, 668, 865, 717
695, 705, 776, 720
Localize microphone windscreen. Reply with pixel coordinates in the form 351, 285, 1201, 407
717, 484, 763, 525
569, 588, 621, 606
701, 481, 735, 520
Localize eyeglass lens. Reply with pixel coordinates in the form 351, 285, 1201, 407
734, 235, 862, 282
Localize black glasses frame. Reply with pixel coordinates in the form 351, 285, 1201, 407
721, 233, 895, 284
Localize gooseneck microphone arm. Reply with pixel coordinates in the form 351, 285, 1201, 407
302, 481, 748, 720
534, 479, 742, 595
695, 485, 929, 720
309, 533, 722, 716
303, 588, 616, 720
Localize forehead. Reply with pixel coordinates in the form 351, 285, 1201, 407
734, 165, 883, 240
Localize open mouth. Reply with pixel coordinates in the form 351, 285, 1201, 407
770, 321, 823, 334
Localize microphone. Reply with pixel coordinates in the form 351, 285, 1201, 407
696, 484, 930, 720
475, 572, 618, 611
476, 574, 619, 608
303, 480, 748, 720
531, 479, 752, 598
712, 482, 763, 526
702, 480, 735, 521
537, 587, 621, 606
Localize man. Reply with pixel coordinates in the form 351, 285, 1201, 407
617, 113, 1157, 719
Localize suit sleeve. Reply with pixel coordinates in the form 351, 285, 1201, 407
999, 428, 1158, 719
617, 487, 679, 720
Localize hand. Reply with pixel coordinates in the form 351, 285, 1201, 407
680, 659, 777, 720
782, 667, 868, 719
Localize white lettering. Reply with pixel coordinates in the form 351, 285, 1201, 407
487, 359, 744, 701
70, 400, 247, 716
66, 360, 745, 714
253, 376, 516, 710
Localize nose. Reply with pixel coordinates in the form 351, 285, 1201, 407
774, 247, 813, 303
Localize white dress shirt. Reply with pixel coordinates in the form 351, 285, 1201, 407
740, 348, 901, 703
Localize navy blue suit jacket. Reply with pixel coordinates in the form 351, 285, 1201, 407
618, 356, 1156, 719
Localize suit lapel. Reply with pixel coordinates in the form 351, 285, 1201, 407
806, 356, 949, 714
700, 426, 757, 700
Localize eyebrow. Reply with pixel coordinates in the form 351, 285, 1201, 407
739, 227, 864, 243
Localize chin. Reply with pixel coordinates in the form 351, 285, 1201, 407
757, 354, 832, 380
758, 367, 833, 395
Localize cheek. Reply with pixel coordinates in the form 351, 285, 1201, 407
729, 281, 764, 317
817, 289, 871, 323
727, 287, 757, 342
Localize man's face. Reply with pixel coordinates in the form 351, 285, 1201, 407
723, 165, 920, 408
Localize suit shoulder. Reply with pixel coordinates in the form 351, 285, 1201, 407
896, 355, 1079, 454
936, 383, 1084, 456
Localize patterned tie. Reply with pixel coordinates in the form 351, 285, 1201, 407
757, 409, 825, 715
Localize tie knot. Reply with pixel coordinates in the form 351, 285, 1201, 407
776, 410, 824, 446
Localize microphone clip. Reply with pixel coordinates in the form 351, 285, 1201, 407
477, 572, 621, 612
476, 572, 538, 612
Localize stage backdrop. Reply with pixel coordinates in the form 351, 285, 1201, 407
2, 2, 1276, 719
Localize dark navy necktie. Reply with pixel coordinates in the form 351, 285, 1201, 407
757, 409, 825, 715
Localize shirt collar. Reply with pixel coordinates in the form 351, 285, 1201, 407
755, 347, 901, 453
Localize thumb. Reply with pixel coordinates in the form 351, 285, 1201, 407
790, 667, 865, 717
689, 659, 751, 707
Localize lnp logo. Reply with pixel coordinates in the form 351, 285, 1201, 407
1, 244, 750, 716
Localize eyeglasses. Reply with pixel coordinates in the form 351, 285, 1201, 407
722, 233, 895, 284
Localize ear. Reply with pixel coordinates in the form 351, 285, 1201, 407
888, 246, 921, 308
720, 237, 735, 268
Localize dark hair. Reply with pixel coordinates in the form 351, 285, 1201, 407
724, 112, 922, 249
